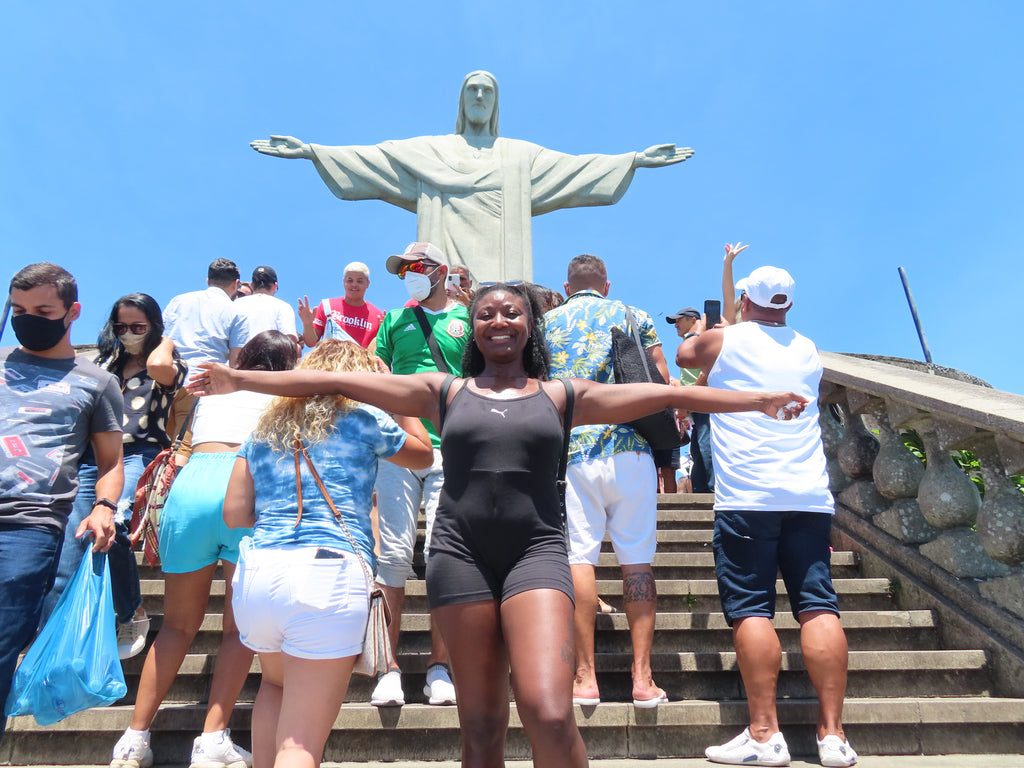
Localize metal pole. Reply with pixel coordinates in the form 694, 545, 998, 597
0, 294, 10, 345
898, 266, 932, 364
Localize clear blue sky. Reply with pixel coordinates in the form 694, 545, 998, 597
3, 2, 1021, 393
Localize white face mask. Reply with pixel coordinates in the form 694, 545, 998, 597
119, 332, 147, 355
404, 270, 435, 302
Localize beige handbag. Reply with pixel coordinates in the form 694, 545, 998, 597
293, 441, 395, 678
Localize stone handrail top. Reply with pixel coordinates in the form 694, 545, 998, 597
821, 351, 1024, 437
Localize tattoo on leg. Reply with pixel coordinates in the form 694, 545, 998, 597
623, 571, 656, 603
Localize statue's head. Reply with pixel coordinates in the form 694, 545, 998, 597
455, 70, 499, 136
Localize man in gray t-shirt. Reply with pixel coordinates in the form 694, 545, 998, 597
0, 262, 123, 738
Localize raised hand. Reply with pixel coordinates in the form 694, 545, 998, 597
635, 144, 695, 167
250, 135, 314, 159
297, 295, 316, 326
724, 242, 749, 263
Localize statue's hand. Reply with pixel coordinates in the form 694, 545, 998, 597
635, 144, 695, 168
250, 135, 313, 159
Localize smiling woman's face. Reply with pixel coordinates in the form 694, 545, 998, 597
472, 289, 531, 362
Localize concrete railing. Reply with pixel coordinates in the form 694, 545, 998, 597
820, 351, 1024, 622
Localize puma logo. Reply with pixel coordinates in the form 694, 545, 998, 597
490, 408, 508, 418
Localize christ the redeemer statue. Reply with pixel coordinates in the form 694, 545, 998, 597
251, 70, 693, 282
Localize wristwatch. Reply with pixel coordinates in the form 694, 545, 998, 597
93, 497, 118, 513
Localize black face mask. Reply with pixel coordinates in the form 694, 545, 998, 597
12, 311, 70, 352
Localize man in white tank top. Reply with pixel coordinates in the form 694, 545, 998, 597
677, 263, 857, 767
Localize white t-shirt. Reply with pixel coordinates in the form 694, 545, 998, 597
234, 293, 298, 339
707, 321, 833, 513
191, 390, 275, 446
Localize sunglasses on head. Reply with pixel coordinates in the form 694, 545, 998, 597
396, 260, 439, 279
114, 323, 149, 336
478, 280, 525, 288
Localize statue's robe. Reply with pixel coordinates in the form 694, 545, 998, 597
310, 135, 637, 282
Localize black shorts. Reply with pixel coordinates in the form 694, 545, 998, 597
426, 537, 574, 608
652, 446, 681, 469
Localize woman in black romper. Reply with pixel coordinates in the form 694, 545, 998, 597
189, 283, 805, 768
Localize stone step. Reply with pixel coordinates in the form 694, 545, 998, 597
592, 550, 861, 580
8, 697, 1024, 764
139, 576, 897, 615
110, 649, 991, 706
145, 609, 941, 654
133, 550, 862, 582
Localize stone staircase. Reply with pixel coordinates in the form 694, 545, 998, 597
5, 494, 1024, 764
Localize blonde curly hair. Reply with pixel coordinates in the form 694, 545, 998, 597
252, 339, 382, 453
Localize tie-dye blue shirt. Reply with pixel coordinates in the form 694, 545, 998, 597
239, 404, 407, 568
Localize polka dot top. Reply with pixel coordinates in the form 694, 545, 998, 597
114, 357, 188, 448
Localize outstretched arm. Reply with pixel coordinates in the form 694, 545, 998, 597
633, 144, 695, 168
250, 134, 314, 160
571, 379, 806, 426
187, 363, 448, 423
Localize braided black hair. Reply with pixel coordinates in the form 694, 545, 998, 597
461, 282, 550, 380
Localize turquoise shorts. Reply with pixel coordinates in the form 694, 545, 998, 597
159, 452, 251, 574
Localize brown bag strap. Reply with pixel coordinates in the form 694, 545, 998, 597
292, 439, 375, 597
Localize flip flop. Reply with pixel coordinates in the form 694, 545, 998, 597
572, 696, 601, 706
632, 689, 668, 709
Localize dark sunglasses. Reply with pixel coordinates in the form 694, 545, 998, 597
396, 260, 439, 279
114, 323, 149, 336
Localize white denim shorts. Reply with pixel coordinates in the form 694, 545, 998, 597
232, 538, 371, 660
565, 451, 658, 566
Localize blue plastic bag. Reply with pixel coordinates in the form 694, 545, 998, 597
4, 549, 127, 725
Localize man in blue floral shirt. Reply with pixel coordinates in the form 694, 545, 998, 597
544, 253, 671, 708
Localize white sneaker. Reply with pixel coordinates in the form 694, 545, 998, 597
189, 729, 252, 768
818, 734, 858, 767
370, 669, 405, 706
110, 729, 153, 768
117, 614, 151, 660
423, 663, 456, 705
705, 727, 791, 766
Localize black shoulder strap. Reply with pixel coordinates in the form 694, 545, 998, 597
413, 306, 451, 374
557, 378, 575, 484
438, 373, 457, 432
172, 397, 201, 450
555, 378, 576, 535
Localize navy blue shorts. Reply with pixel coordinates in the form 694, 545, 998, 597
712, 509, 839, 626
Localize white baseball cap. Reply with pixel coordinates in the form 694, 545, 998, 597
385, 242, 447, 275
736, 266, 795, 309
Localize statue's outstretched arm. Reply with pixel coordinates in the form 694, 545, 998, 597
633, 144, 695, 168
250, 135, 314, 160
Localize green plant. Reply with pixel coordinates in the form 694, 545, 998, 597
886, 577, 902, 600
686, 591, 699, 609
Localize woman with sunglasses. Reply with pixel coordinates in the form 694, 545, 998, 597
40, 293, 186, 657
188, 283, 807, 768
